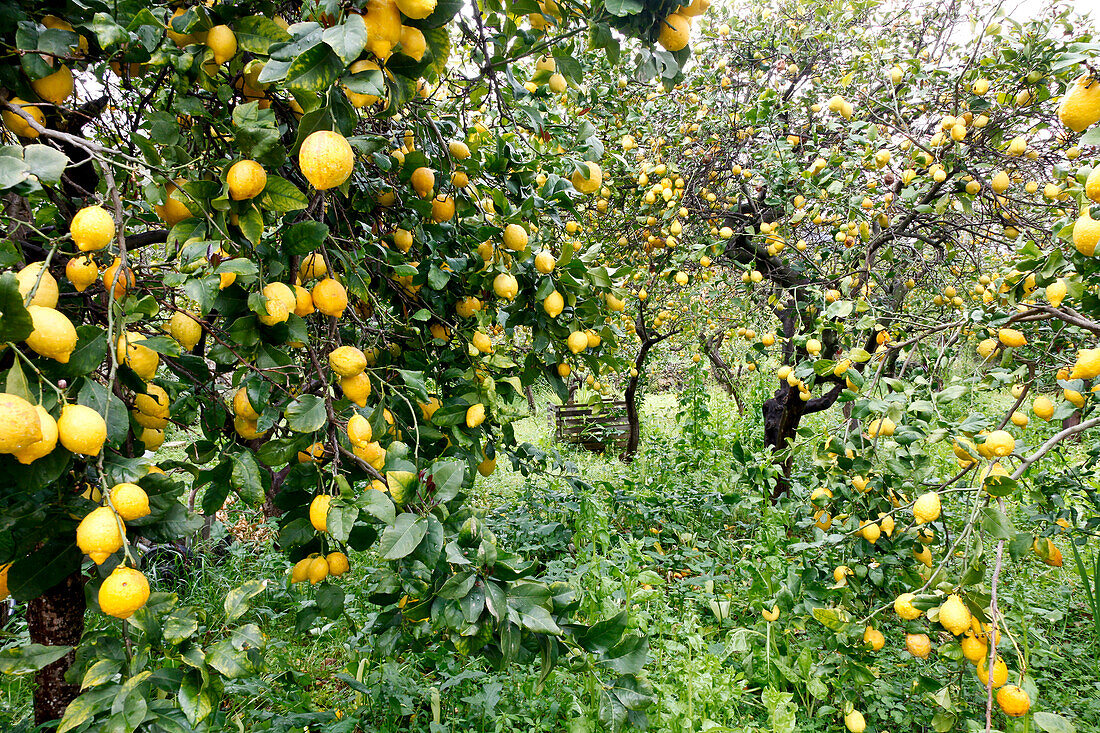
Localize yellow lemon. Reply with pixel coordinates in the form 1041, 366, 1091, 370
12, 405, 57, 465
70, 205, 115, 251
312, 278, 348, 318
329, 345, 367, 377
227, 159, 267, 200
16, 263, 58, 308
66, 255, 98, 292
98, 566, 150, 619
117, 332, 159, 380
58, 403, 108, 455
24, 306, 76, 363
309, 494, 331, 532
110, 483, 150, 521
299, 130, 355, 190
76, 506, 124, 564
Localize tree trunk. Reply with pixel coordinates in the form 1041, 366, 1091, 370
762, 385, 803, 499
29, 570, 85, 727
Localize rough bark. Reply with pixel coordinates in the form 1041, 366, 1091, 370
622, 304, 678, 462
700, 331, 744, 415
29, 570, 85, 727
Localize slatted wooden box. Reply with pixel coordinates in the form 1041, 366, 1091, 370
548, 400, 630, 453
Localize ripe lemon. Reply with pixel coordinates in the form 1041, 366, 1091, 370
133, 384, 170, 428
472, 331, 492, 354
154, 180, 191, 227
345, 60, 383, 107
227, 159, 267, 200
894, 592, 921, 620
233, 386, 259, 420
396, 0, 436, 19
169, 310, 203, 350
863, 626, 885, 651
110, 483, 150, 521
657, 12, 691, 52
308, 555, 329, 584
300, 252, 328, 280
309, 494, 331, 532
362, 0, 402, 59
140, 427, 164, 451
12, 405, 57, 465
938, 594, 972, 636
16, 263, 59, 307
24, 306, 77, 363
290, 557, 311, 584
100, 259, 133, 301
76, 506, 124, 564
392, 230, 413, 253
997, 328, 1026, 348
1058, 73, 1100, 132
341, 373, 371, 407
543, 290, 564, 317
977, 655, 1008, 687
347, 414, 373, 447
567, 330, 588, 354
299, 130, 355, 190
431, 194, 455, 222
976, 337, 998, 360
70, 205, 115, 251
859, 520, 880, 544
117, 332, 159, 380
1070, 347, 1100, 379
535, 250, 556, 273
960, 633, 988, 663
411, 166, 435, 198
843, 709, 865, 733
996, 685, 1030, 717
984, 430, 1015, 457
312, 278, 348, 317
905, 632, 931, 658
66, 255, 99, 292
206, 24, 237, 64
1, 98, 45, 137
58, 403, 108, 456
0, 394, 44, 455
398, 26, 426, 61
571, 161, 603, 194
354, 440, 386, 469
866, 417, 895, 438
913, 491, 941, 523
449, 140, 471, 159
466, 403, 486, 428
298, 442, 326, 462
503, 223, 528, 251
326, 551, 350, 576
329, 345, 367, 377
234, 417, 265, 440
913, 545, 933, 568
492, 273, 518, 300
98, 566, 150, 619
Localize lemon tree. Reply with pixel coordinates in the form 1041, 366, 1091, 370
0, 0, 708, 727
547, 0, 1100, 729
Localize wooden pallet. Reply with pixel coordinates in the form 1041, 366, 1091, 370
549, 400, 630, 453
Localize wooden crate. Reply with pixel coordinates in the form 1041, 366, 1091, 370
549, 400, 630, 453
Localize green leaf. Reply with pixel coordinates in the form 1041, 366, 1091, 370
230, 451, 264, 505
327, 497, 357, 542
322, 15, 367, 65
205, 639, 252, 679
7, 539, 82, 602
316, 581, 346, 618
0, 271, 33, 342
1034, 712, 1077, 733
80, 658, 122, 689
259, 176, 308, 212
980, 506, 1015, 540
810, 606, 850, 632
77, 379, 127, 443
178, 669, 214, 726
377, 513, 427, 560
285, 44, 344, 92
91, 12, 128, 48
237, 205, 264, 245
285, 394, 327, 432
604, 0, 643, 16
0, 643, 72, 674
22, 144, 70, 184
234, 15, 291, 55
429, 460, 465, 503
224, 579, 269, 621
162, 608, 200, 644
283, 220, 328, 254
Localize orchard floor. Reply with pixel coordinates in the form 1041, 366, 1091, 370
3, 378, 1100, 732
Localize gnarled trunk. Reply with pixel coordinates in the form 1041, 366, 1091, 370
29, 570, 85, 727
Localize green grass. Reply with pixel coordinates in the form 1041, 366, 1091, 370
3, 369, 1099, 733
